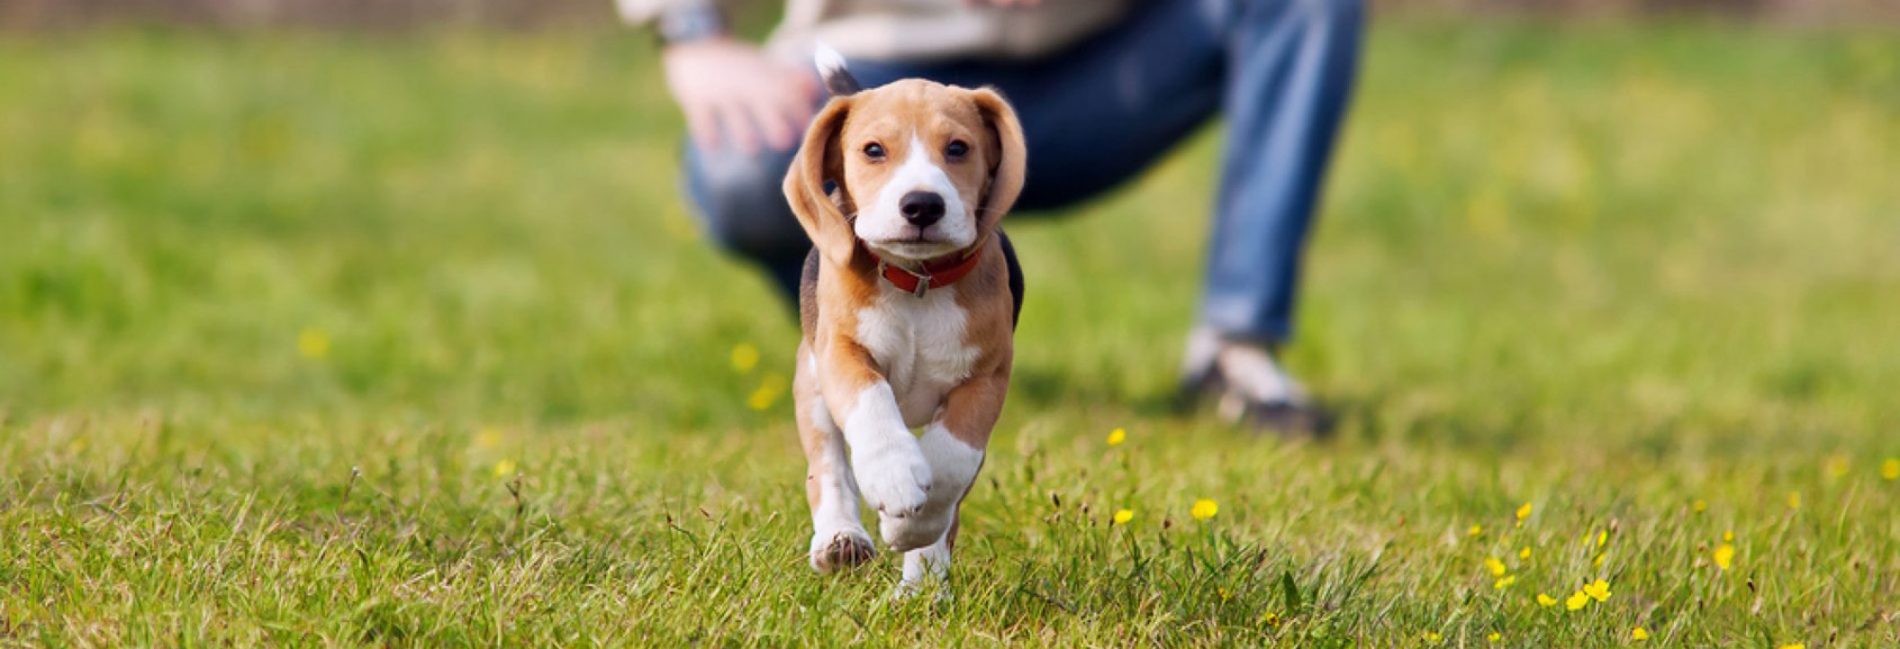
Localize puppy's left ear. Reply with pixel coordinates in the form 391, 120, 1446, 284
968, 88, 1027, 231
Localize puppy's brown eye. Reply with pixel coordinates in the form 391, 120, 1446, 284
862, 142, 885, 160
945, 140, 969, 160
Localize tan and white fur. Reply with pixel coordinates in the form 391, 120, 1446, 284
784, 49, 1026, 595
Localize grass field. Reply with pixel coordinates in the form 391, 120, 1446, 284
4, 17, 1900, 647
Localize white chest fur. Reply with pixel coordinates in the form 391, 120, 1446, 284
854, 284, 980, 427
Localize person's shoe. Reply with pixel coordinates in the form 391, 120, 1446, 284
1177, 327, 1329, 437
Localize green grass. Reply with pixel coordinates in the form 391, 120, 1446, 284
4, 18, 1900, 647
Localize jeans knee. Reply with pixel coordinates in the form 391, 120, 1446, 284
1300, 0, 1363, 32
683, 144, 807, 261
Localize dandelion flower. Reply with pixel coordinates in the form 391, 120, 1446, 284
1713, 543, 1735, 570
297, 327, 331, 360
475, 427, 502, 449
1516, 502, 1532, 522
1536, 593, 1558, 607
1191, 499, 1219, 521
1422, 631, 1442, 644
1565, 591, 1590, 611
1584, 579, 1612, 602
1633, 627, 1651, 641
1113, 509, 1134, 525
1487, 632, 1502, 642
1468, 524, 1484, 537
1825, 455, 1850, 479
1485, 557, 1508, 577
747, 373, 787, 411
1692, 499, 1708, 513
1494, 575, 1516, 590
1882, 458, 1899, 481
730, 343, 760, 373
1519, 546, 1532, 560
1106, 427, 1126, 446
493, 459, 516, 477
1722, 530, 1734, 543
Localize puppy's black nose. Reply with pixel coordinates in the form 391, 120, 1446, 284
899, 191, 945, 228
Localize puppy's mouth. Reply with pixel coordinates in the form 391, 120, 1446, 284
868, 230, 960, 260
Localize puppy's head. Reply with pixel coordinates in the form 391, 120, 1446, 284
784, 69, 1026, 267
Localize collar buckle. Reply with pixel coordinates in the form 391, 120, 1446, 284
878, 259, 934, 298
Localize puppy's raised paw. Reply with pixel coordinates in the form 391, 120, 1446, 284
852, 438, 933, 518
809, 529, 876, 574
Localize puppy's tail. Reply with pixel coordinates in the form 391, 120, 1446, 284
813, 43, 862, 97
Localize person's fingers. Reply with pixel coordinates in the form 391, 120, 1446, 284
775, 83, 816, 132
711, 101, 759, 155
746, 94, 796, 151
682, 102, 721, 150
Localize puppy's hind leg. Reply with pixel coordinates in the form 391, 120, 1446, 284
797, 349, 874, 573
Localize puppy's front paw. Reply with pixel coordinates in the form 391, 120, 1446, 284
809, 529, 876, 574
853, 437, 932, 518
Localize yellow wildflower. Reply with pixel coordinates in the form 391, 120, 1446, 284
1468, 524, 1484, 537
1882, 458, 1899, 481
1565, 591, 1590, 611
1692, 499, 1708, 513
1713, 543, 1735, 570
1516, 502, 1533, 522
1519, 546, 1532, 560
1259, 611, 1281, 628
493, 459, 516, 477
1723, 530, 1734, 543
1633, 627, 1651, 641
1583, 579, 1612, 602
475, 427, 502, 449
1191, 499, 1219, 521
1536, 593, 1558, 607
1106, 427, 1126, 446
730, 343, 760, 374
1825, 455, 1850, 479
1485, 557, 1508, 577
1597, 530, 1608, 548
1113, 509, 1134, 525
1422, 631, 1442, 644
1494, 575, 1517, 590
1594, 552, 1606, 567
1778, 644, 1805, 649
747, 373, 787, 411
1487, 631, 1501, 642
1786, 491, 1801, 509
297, 327, 331, 360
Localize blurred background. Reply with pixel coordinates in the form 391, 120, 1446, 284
6, 0, 1900, 28
2, 0, 1896, 432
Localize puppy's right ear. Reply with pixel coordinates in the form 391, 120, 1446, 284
783, 97, 858, 266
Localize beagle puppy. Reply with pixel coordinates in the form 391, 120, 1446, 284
783, 49, 1026, 594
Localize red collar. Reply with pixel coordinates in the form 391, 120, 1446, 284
875, 247, 982, 298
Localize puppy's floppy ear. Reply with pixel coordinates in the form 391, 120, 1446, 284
783, 97, 858, 266
968, 87, 1027, 231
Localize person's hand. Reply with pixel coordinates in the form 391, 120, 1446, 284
662, 38, 818, 154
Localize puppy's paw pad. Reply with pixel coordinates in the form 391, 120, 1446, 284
810, 530, 876, 574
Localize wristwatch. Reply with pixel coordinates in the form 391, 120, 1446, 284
657, 3, 728, 45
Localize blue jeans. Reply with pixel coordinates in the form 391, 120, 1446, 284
683, 0, 1362, 343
